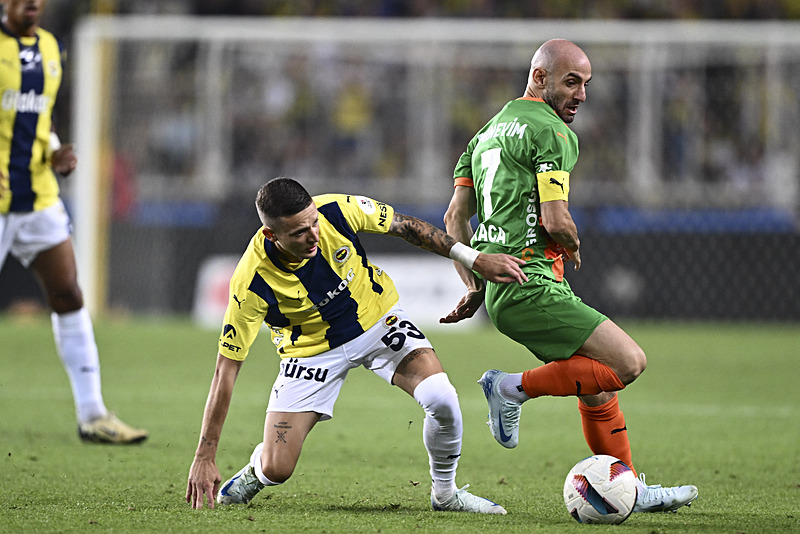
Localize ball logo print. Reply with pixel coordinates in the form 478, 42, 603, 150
563, 455, 637, 524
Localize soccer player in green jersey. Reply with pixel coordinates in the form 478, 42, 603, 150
186, 177, 527, 511
0, 0, 146, 443
442, 38, 698, 513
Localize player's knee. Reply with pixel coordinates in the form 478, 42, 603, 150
617, 346, 647, 385
413, 373, 461, 426
430, 392, 460, 426
260, 460, 293, 484
47, 287, 83, 313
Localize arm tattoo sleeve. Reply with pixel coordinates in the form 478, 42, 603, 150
389, 212, 456, 257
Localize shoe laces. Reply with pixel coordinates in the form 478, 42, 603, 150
499, 394, 521, 426
454, 484, 471, 501
435, 484, 473, 507
638, 473, 680, 502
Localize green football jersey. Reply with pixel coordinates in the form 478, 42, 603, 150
453, 97, 579, 281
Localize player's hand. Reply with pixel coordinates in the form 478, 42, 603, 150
186, 458, 221, 509
52, 144, 77, 177
554, 245, 581, 271
472, 253, 528, 285
569, 248, 581, 271
440, 288, 485, 324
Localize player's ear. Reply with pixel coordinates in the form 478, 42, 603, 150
262, 227, 277, 242
532, 67, 547, 88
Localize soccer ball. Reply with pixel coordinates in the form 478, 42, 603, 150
563, 455, 637, 524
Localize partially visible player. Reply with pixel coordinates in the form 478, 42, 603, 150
0, 0, 146, 443
442, 38, 697, 512
186, 177, 527, 511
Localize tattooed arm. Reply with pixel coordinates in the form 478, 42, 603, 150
388, 211, 458, 257
387, 211, 527, 285
186, 354, 243, 509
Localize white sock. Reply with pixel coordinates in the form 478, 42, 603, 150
51, 308, 106, 423
250, 442, 282, 486
413, 372, 462, 502
499, 372, 530, 404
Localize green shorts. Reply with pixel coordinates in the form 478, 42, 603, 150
485, 275, 607, 363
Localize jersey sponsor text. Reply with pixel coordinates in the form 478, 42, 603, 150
2, 89, 50, 114
309, 268, 355, 311
279, 358, 329, 382
474, 223, 507, 244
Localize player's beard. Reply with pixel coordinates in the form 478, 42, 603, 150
543, 86, 576, 124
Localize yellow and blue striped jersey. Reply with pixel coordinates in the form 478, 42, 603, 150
0, 24, 64, 214
218, 194, 399, 361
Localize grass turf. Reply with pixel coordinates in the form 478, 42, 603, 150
1, 314, 798, 533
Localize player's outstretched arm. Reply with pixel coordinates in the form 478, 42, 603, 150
187, 354, 243, 509
443, 185, 483, 291
387, 211, 527, 284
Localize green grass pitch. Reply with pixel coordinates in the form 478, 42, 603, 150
1, 314, 798, 533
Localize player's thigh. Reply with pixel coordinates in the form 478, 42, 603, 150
577, 319, 646, 384
19, 203, 81, 311
486, 277, 606, 363
355, 309, 438, 395
260, 411, 320, 480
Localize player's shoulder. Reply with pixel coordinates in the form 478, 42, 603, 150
35, 27, 64, 49
531, 116, 577, 149
313, 193, 348, 208
313, 193, 355, 219
21, 27, 66, 64
314, 193, 386, 215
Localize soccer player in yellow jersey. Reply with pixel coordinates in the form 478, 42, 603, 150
0, 0, 146, 443
443, 39, 697, 512
186, 177, 527, 511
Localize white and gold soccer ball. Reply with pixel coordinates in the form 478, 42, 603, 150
563, 455, 637, 524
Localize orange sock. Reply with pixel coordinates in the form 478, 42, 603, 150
579, 395, 636, 475
520, 355, 625, 398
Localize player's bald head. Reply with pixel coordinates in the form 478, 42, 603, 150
525, 39, 592, 122
530, 39, 588, 77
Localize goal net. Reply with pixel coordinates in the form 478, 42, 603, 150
69, 17, 800, 321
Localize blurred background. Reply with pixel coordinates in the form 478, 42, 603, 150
1, 0, 799, 325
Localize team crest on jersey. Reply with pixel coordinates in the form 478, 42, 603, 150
334, 246, 350, 263
48, 60, 59, 78
383, 315, 399, 328
355, 196, 376, 214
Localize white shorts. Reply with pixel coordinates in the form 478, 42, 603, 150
0, 200, 71, 268
266, 308, 432, 421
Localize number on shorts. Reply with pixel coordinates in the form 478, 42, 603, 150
381, 320, 424, 351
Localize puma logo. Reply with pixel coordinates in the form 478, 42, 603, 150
550, 177, 565, 192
